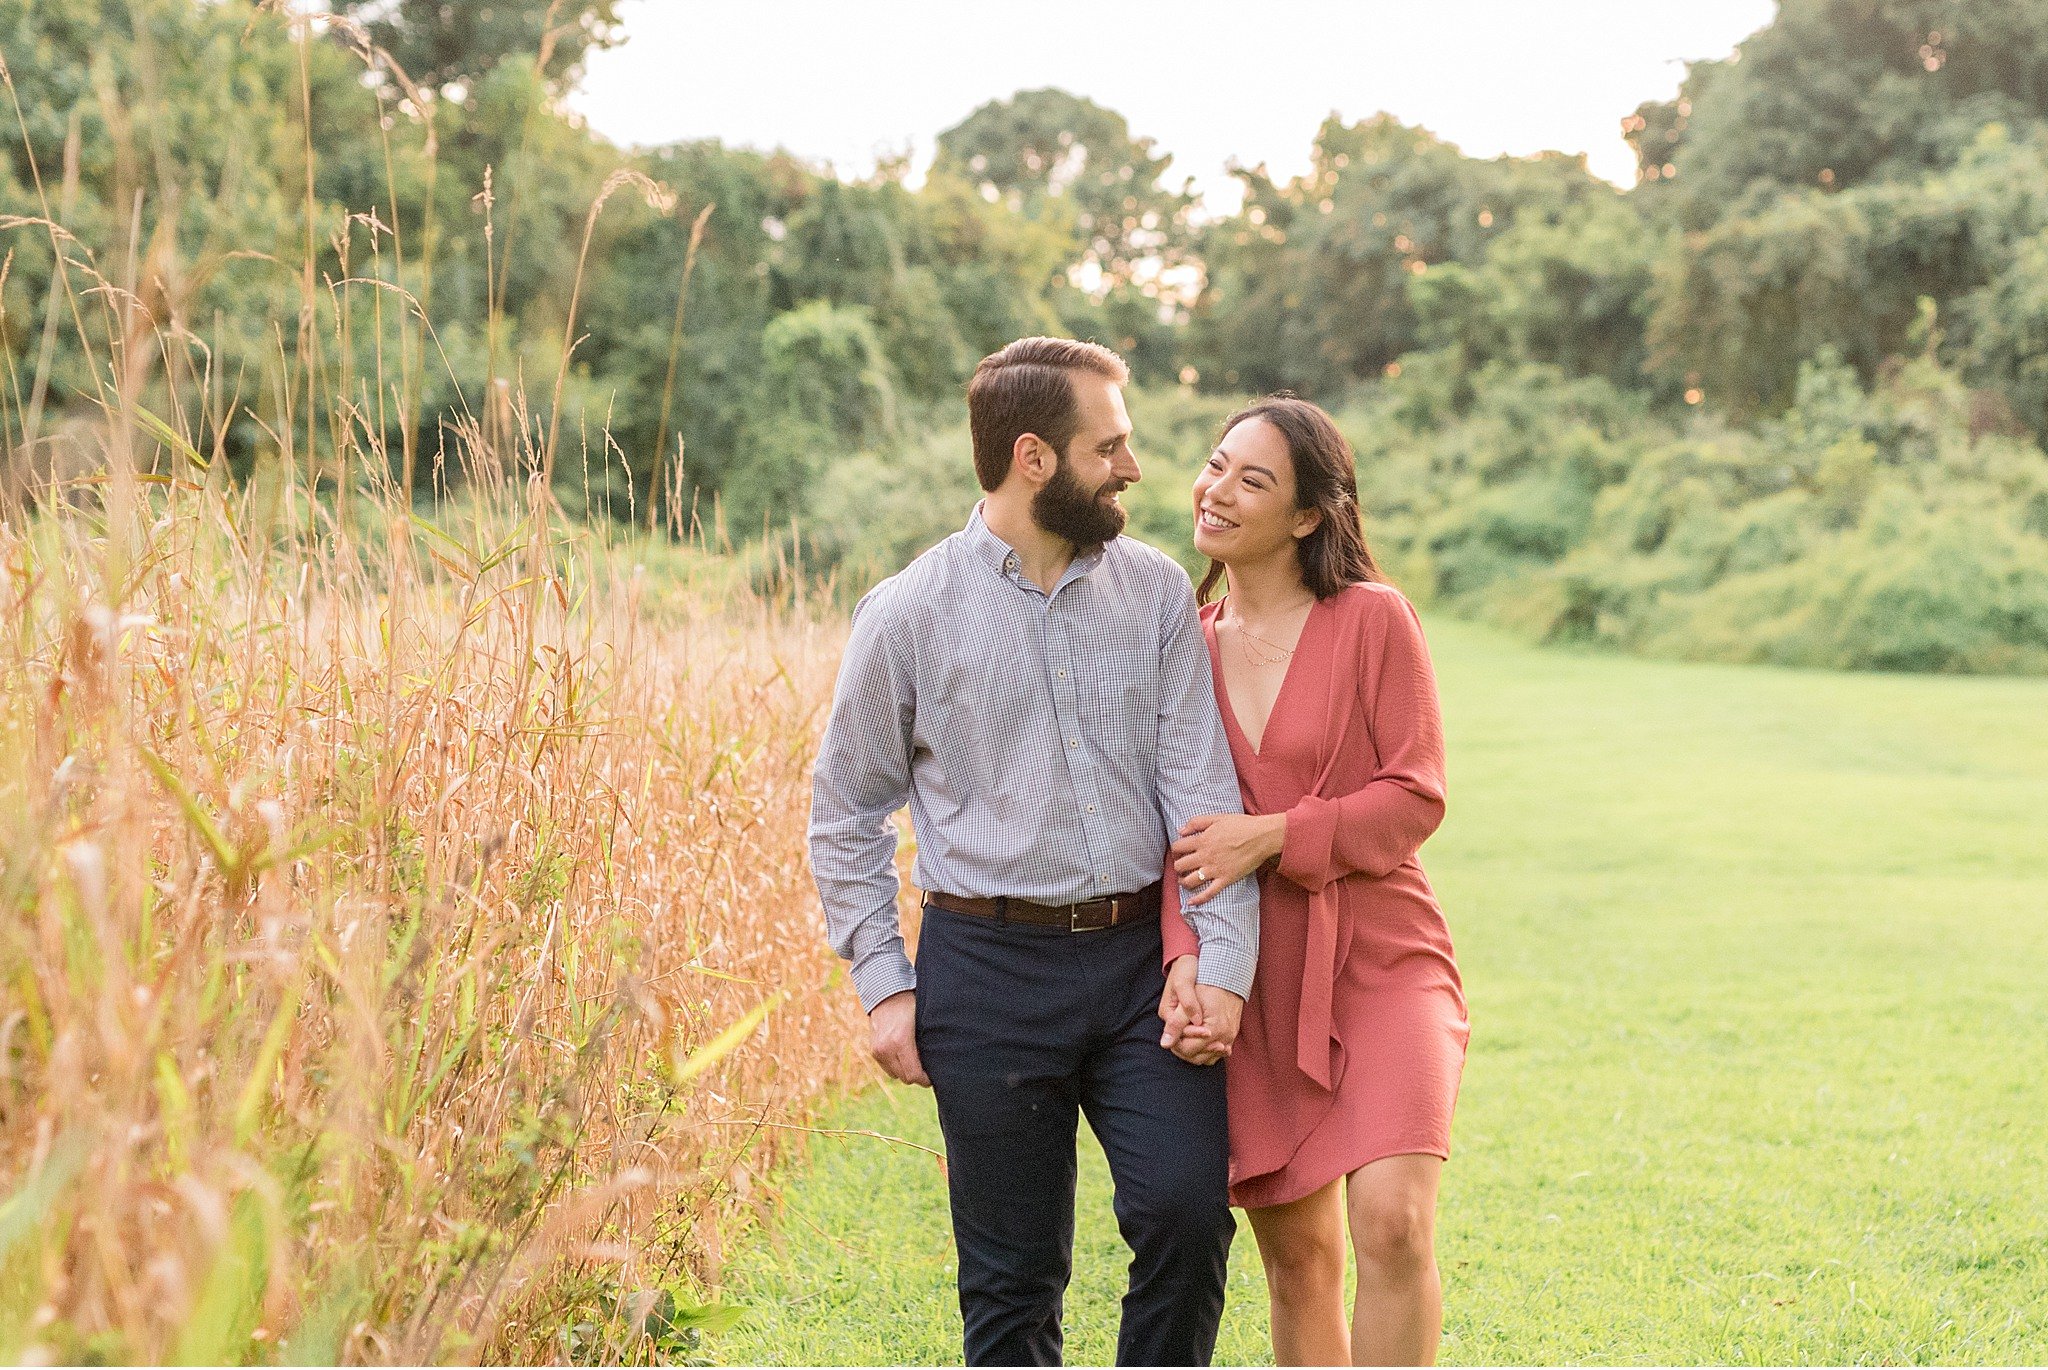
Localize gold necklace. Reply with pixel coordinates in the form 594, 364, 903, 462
1237, 626, 1295, 667
1229, 597, 1316, 667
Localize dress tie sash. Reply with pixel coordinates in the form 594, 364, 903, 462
1288, 614, 1361, 1092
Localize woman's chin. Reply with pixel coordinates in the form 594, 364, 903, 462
1192, 526, 1226, 558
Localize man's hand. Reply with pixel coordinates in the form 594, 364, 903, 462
868, 990, 930, 1087
1159, 954, 1201, 1053
1159, 955, 1237, 1066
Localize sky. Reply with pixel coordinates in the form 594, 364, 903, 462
569, 1, 1780, 212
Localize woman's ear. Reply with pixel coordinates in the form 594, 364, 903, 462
1293, 507, 1324, 540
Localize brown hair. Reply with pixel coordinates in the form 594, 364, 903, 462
1196, 393, 1383, 604
967, 336, 1130, 492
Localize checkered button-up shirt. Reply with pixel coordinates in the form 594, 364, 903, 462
808, 502, 1260, 1011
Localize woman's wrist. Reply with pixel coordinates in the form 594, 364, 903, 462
1260, 812, 1288, 864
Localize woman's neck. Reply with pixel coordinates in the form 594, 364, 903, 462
1222, 551, 1314, 621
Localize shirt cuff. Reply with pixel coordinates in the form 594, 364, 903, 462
850, 949, 918, 1013
1194, 948, 1255, 1001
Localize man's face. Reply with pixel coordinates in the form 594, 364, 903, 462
1032, 376, 1140, 547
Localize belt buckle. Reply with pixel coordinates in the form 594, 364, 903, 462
1069, 899, 1115, 932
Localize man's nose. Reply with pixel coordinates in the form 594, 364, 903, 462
1117, 446, 1142, 482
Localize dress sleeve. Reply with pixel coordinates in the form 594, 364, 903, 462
1275, 590, 1446, 893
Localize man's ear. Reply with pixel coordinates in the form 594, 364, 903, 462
1013, 432, 1055, 485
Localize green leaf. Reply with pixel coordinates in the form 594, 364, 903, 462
670, 989, 786, 1084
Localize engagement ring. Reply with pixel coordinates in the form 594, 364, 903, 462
1194, 868, 1207, 883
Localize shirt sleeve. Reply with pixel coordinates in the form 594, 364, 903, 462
1153, 577, 1259, 999
1275, 590, 1447, 893
807, 586, 919, 1012
1159, 864, 1201, 968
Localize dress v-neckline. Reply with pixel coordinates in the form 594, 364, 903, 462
1207, 595, 1320, 761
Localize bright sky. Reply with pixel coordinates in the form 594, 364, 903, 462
570, 1, 1779, 211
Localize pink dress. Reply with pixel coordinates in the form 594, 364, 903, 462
1163, 582, 1469, 1208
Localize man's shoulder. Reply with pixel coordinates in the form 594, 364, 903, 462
853, 532, 971, 629
1104, 534, 1195, 594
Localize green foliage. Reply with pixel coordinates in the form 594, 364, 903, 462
1344, 355, 2048, 673
1187, 115, 1616, 398
1647, 125, 2048, 418
934, 88, 1196, 294
1627, 0, 2048, 221
332, 0, 626, 93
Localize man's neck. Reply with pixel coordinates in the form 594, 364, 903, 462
982, 493, 1079, 593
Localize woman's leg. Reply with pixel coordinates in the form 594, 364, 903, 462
1246, 1180, 1351, 1366
1345, 1153, 1444, 1366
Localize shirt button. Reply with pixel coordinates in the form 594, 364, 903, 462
1057, 668, 1068, 678
1098, 875, 1111, 884
1067, 738, 1079, 748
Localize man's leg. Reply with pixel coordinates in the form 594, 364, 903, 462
1078, 920, 1235, 1367
916, 908, 1087, 1366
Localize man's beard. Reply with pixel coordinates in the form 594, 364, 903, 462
1032, 453, 1128, 548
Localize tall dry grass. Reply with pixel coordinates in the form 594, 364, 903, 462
0, 9, 881, 1363
0, 433, 876, 1365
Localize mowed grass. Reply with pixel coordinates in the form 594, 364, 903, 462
713, 616, 2048, 1365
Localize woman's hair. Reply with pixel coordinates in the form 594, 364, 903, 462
1196, 392, 1383, 604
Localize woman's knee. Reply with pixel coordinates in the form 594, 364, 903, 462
1350, 1186, 1436, 1276
1253, 1214, 1348, 1293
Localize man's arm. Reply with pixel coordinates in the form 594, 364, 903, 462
1152, 580, 1259, 1001
807, 588, 918, 1012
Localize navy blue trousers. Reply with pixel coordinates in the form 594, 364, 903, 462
913, 905, 1234, 1367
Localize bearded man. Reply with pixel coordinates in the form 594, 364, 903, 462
808, 336, 1259, 1366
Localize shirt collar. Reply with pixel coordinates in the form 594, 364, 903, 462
964, 501, 1111, 586
963, 501, 1016, 577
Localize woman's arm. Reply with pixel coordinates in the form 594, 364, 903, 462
1275, 591, 1446, 894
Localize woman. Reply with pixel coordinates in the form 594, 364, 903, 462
1160, 395, 1469, 1366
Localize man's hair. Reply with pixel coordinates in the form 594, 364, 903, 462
967, 337, 1130, 492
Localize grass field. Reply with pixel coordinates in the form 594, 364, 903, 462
709, 615, 2048, 1366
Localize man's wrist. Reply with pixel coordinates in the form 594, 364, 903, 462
867, 988, 915, 1016
851, 952, 917, 1014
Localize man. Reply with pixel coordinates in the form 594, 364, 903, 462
808, 336, 1260, 1367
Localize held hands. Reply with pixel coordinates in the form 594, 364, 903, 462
1158, 954, 1245, 1067
867, 990, 930, 1087
1172, 812, 1287, 906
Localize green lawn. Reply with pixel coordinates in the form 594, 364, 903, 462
711, 617, 2048, 1365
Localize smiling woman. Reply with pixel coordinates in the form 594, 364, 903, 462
1163, 393, 1468, 1366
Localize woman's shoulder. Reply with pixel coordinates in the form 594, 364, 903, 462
1324, 578, 1417, 621
1198, 596, 1224, 625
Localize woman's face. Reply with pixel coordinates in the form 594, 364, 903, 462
1192, 416, 1321, 565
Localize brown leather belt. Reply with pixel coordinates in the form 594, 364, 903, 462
921, 880, 1162, 932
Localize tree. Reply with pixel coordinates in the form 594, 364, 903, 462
933, 88, 1195, 295
1187, 115, 1609, 398
1627, 0, 2048, 227
330, 0, 625, 94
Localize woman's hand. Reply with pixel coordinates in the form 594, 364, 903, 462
1171, 812, 1287, 907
